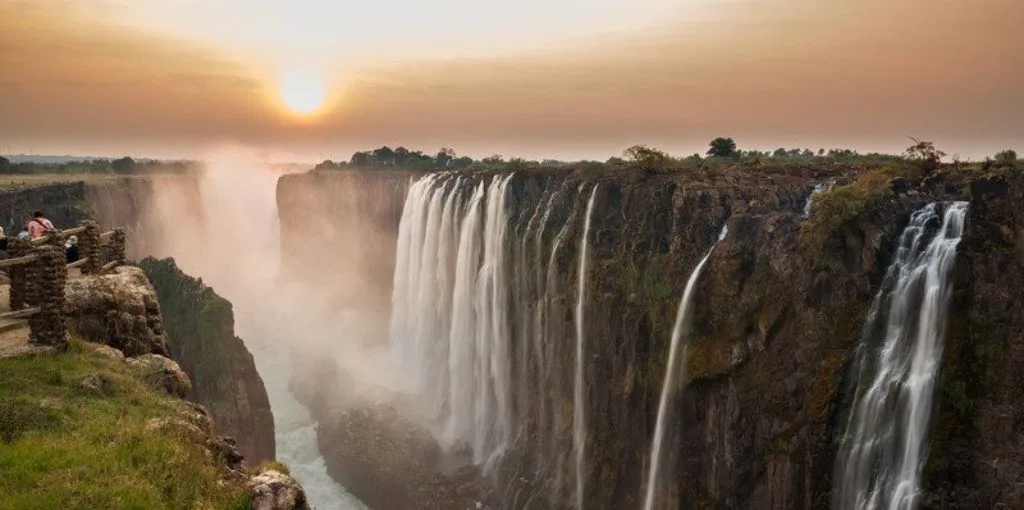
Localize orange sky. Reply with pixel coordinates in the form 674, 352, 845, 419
0, 0, 1021, 161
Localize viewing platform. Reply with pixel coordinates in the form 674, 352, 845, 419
0, 220, 127, 358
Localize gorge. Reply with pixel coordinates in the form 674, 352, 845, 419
9, 157, 1021, 509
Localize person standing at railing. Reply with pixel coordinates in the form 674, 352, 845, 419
65, 235, 79, 263
26, 210, 54, 239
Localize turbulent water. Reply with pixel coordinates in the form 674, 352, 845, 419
833, 201, 968, 510
642, 224, 728, 510
573, 185, 598, 510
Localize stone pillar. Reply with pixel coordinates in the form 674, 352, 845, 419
6, 237, 31, 311
28, 246, 67, 348
79, 220, 103, 275
111, 228, 128, 266
43, 227, 64, 250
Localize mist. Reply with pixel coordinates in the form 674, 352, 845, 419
128, 146, 406, 509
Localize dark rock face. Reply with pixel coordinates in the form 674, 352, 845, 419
924, 174, 1024, 508
138, 257, 276, 464
290, 357, 491, 510
0, 182, 93, 234
281, 165, 1023, 510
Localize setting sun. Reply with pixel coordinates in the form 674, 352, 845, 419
279, 70, 326, 115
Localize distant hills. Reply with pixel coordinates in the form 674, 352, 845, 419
2, 154, 115, 164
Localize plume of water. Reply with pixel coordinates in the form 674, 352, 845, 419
833, 201, 968, 510
574, 185, 599, 510
642, 224, 728, 510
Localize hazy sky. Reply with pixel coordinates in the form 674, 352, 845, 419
1, 0, 1021, 161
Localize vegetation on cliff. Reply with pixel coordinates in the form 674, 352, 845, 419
137, 257, 275, 463
0, 339, 250, 509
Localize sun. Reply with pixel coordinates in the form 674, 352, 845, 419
279, 70, 326, 115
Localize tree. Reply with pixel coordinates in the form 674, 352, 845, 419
350, 151, 371, 167
623, 144, 670, 172
372, 146, 395, 167
772, 148, 788, 158
111, 156, 136, 174
707, 137, 738, 158
0, 156, 9, 173
904, 137, 946, 174
451, 156, 474, 169
481, 154, 505, 165
435, 148, 456, 167
994, 149, 1018, 167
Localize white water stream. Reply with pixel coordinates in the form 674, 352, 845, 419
833, 201, 968, 510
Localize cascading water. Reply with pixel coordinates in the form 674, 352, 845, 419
833, 201, 968, 510
573, 185, 598, 510
642, 224, 728, 510
390, 173, 515, 470
802, 181, 834, 217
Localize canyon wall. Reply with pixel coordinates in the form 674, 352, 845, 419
139, 256, 276, 464
279, 164, 1022, 510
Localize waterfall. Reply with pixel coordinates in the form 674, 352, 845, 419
833, 201, 968, 510
802, 181, 834, 217
642, 224, 729, 510
574, 185, 599, 510
390, 173, 515, 471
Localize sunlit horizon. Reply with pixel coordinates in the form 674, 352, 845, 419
1, 0, 1021, 161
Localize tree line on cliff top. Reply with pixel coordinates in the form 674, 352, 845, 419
309, 137, 1019, 174
0, 139, 1017, 176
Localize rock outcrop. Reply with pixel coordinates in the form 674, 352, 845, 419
63, 266, 169, 356
127, 353, 192, 398
138, 257, 276, 464
249, 470, 312, 510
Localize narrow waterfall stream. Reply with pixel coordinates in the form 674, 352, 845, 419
833, 201, 968, 510
642, 225, 728, 510
573, 185, 598, 510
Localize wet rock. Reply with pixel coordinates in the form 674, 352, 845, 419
127, 354, 191, 398
64, 266, 169, 356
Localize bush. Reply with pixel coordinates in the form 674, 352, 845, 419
994, 149, 1018, 168
623, 144, 669, 173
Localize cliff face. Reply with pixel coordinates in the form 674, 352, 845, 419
138, 257, 276, 464
925, 174, 1024, 508
276, 170, 411, 314
281, 165, 1020, 509
0, 182, 93, 234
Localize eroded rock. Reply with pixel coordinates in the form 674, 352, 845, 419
248, 470, 310, 510
64, 266, 169, 356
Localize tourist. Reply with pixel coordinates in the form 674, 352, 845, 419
0, 226, 6, 253
65, 235, 79, 263
26, 210, 55, 239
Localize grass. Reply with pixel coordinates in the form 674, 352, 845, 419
0, 173, 148, 190
0, 339, 250, 510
